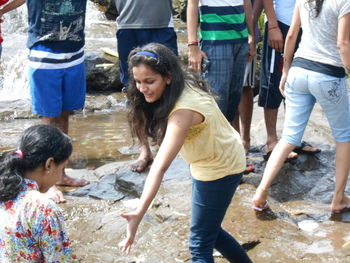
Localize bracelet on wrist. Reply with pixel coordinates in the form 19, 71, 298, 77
187, 41, 199, 47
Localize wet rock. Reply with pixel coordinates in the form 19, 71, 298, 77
0, 99, 33, 120
68, 173, 126, 201
85, 52, 123, 93
89, 0, 118, 21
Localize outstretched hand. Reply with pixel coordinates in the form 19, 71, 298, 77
119, 211, 142, 254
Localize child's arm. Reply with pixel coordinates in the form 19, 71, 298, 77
0, 0, 24, 18
119, 109, 203, 253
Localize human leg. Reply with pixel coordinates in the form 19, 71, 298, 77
253, 139, 295, 209
144, 28, 179, 56
190, 174, 251, 263
263, 108, 279, 152
331, 141, 350, 212
29, 64, 88, 192
239, 58, 256, 152
130, 138, 153, 173
227, 42, 249, 123
234, 86, 253, 153
117, 29, 138, 87
308, 74, 350, 212
42, 111, 70, 134
201, 43, 232, 121
254, 67, 315, 209
258, 22, 292, 155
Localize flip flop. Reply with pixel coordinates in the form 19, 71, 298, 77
244, 163, 255, 174
331, 203, 350, 214
294, 141, 321, 155
263, 151, 272, 161
263, 150, 298, 163
252, 201, 269, 212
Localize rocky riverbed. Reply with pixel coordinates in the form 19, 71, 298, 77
2, 92, 350, 262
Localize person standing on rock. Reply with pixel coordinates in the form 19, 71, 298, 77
0, 0, 89, 203
187, 0, 256, 126
119, 43, 252, 263
258, 0, 321, 161
253, 0, 350, 214
114, 0, 178, 173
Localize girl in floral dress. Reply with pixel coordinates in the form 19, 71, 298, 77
0, 124, 78, 262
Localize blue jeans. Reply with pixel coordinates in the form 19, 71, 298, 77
201, 42, 248, 122
190, 173, 252, 263
283, 66, 350, 144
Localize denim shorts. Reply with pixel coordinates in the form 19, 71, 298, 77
282, 66, 350, 145
201, 42, 248, 122
258, 21, 301, 109
29, 62, 86, 117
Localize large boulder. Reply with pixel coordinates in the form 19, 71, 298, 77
84, 52, 123, 93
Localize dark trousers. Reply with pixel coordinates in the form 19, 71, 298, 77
190, 173, 252, 263
116, 28, 178, 86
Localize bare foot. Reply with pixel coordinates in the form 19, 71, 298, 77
252, 187, 269, 211
130, 157, 153, 173
56, 173, 90, 187
46, 185, 66, 204
331, 196, 350, 213
263, 141, 298, 161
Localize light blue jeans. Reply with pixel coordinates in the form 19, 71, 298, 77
282, 66, 350, 145
201, 42, 248, 122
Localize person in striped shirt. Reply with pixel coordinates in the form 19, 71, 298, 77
187, 0, 256, 126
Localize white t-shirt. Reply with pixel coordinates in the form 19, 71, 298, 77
274, 0, 296, 26
294, 0, 350, 67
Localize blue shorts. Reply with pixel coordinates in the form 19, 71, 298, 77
116, 28, 178, 86
201, 42, 248, 122
258, 21, 301, 109
282, 66, 350, 145
29, 62, 86, 117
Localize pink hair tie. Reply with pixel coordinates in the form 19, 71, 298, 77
15, 150, 24, 159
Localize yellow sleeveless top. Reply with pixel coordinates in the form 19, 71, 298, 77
170, 84, 246, 181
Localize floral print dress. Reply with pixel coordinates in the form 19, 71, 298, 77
0, 179, 78, 262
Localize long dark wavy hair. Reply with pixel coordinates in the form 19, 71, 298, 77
0, 124, 72, 202
306, 0, 324, 18
127, 43, 211, 145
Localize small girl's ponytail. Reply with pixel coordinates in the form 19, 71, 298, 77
0, 152, 26, 202
0, 124, 72, 202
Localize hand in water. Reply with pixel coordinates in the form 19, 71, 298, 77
119, 211, 142, 254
